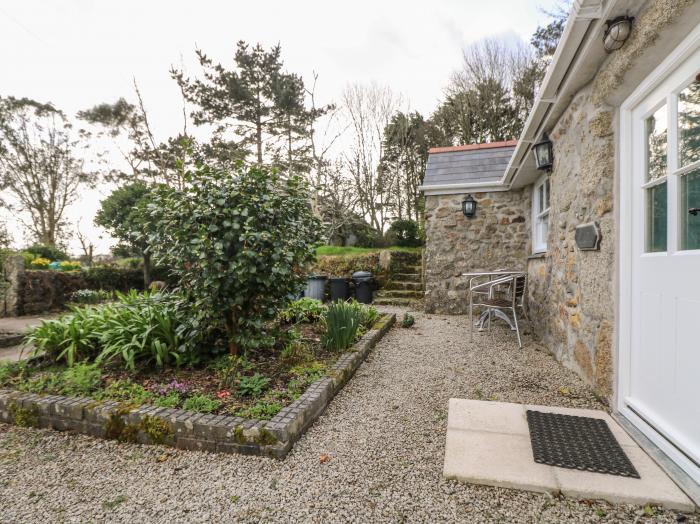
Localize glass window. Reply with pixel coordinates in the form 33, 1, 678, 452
646, 105, 667, 182
679, 80, 700, 167
680, 168, 700, 250
646, 181, 668, 252
533, 176, 550, 253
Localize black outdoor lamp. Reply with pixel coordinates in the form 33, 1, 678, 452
532, 133, 553, 171
603, 16, 634, 52
462, 194, 477, 218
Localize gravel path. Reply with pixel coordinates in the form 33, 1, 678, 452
0, 308, 696, 523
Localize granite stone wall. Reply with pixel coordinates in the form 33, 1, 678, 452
424, 190, 530, 314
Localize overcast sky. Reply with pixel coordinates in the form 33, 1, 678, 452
1, 0, 558, 255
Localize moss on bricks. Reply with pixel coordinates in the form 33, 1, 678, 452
141, 415, 172, 444
9, 402, 39, 428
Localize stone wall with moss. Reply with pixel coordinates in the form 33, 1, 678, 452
527, 0, 696, 400
424, 190, 530, 314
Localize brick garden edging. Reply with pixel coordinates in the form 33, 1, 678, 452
0, 313, 395, 458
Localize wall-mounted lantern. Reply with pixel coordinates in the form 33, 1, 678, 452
532, 133, 553, 171
462, 194, 477, 218
603, 16, 634, 52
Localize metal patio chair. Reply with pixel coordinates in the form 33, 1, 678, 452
467, 270, 520, 338
480, 273, 528, 348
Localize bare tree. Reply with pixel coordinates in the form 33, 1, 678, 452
0, 97, 88, 246
75, 220, 94, 267
342, 83, 402, 233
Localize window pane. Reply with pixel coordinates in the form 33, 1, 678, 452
646, 105, 667, 182
537, 184, 544, 213
544, 178, 550, 209
646, 182, 667, 252
680, 169, 700, 250
679, 80, 700, 167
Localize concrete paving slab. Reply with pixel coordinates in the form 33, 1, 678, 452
443, 399, 695, 511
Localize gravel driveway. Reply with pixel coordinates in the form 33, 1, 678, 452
0, 308, 696, 523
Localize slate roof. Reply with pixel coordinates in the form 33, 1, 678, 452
422, 140, 517, 188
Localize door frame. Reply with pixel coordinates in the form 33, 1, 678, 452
618, 22, 700, 484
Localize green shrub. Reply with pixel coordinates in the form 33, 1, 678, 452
321, 301, 362, 351
59, 363, 102, 396
238, 373, 270, 397
209, 355, 254, 389
347, 299, 379, 328
25, 243, 69, 261
401, 313, 415, 328
237, 400, 282, 420
278, 298, 325, 324
280, 338, 312, 364
96, 379, 153, 404
154, 392, 181, 408
387, 219, 423, 247
0, 362, 23, 387
84, 266, 143, 291
182, 394, 221, 413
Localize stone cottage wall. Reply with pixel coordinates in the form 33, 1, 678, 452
526, 0, 695, 400
527, 84, 615, 398
424, 190, 530, 314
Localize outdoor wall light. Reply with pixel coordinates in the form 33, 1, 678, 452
462, 194, 477, 218
603, 16, 634, 52
532, 133, 553, 171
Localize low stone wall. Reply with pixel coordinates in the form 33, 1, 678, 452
0, 313, 396, 457
424, 191, 530, 314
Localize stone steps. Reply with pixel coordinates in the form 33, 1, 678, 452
393, 272, 421, 282
373, 297, 421, 307
384, 281, 423, 291
376, 289, 423, 299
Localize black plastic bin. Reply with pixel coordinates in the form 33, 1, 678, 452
329, 278, 349, 302
352, 271, 374, 304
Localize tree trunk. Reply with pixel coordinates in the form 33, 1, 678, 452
224, 309, 239, 356
143, 252, 152, 288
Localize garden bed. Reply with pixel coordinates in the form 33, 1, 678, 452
0, 312, 395, 458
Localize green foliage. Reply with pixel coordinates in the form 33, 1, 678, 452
280, 337, 313, 364
321, 301, 362, 351
59, 363, 102, 396
312, 252, 380, 278
209, 355, 254, 389
237, 400, 283, 420
287, 361, 326, 396
154, 392, 181, 408
182, 394, 221, 413
29, 257, 50, 269
26, 291, 190, 371
95, 182, 153, 257
279, 298, 325, 324
0, 361, 23, 387
69, 289, 113, 304
58, 260, 81, 271
238, 373, 270, 397
25, 243, 69, 261
96, 379, 154, 404
148, 163, 321, 356
388, 219, 423, 247
401, 313, 415, 328
84, 266, 144, 291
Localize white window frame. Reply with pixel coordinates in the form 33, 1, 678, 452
532, 174, 550, 253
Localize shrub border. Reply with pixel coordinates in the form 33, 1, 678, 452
0, 313, 395, 458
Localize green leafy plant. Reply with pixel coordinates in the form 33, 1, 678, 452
154, 392, 181, 408
58, 260, 81, 271
287, 361, 327, 396
24, 243, 68, 261
278, 298, 326, 324
59, 363, 102, 396
238, 373, 271, 397
209, 355, 254, 389
237, 400, 283, 420
401, 313, 415, 328
182, 394, 221, 413
95, 379, 153, 404
321, 301, 362, 351
148, 163, 321, 356
387, 219, 423, 247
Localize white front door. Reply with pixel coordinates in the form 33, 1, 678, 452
619, 31, 700, 484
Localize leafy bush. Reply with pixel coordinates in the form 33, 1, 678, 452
19, 363, 102, 396
182, 394, 221, 413
154, 392, 181, 408
25, 243, 69, 261
238, 373, 270, 397
84, 266, 143, 291
321, 302, 362, 351
387, 219, 423, 247
148, 163, 321, 356
95, 379, 153, 404
209, 355, 254, 389
29, 257, 50, 269
347, 299, 379, 328
27, 291, 190, 370
280, 338, 313, 364
237, 400, 282, 420
279, 298, 326, 324
401, 313, 415, 328
69, 289, 113, 304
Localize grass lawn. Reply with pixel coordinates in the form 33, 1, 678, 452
315, 245, 422, 257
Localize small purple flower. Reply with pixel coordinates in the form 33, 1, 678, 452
158, 379, 189, 396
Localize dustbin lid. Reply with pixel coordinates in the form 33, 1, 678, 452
352, 271, 372, 280
308, 274, 328, 280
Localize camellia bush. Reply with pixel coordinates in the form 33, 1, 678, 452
149, 163, 321, 356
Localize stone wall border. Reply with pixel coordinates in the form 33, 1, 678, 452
0, 313, 396, 458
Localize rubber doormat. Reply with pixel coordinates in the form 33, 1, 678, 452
526, 410, 640, 478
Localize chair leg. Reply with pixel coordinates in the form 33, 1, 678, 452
469, 294, 473, 342
489, 308, 494, 342
512, 308, 522, 349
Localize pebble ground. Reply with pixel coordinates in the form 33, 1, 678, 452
0, 308, 697, 523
